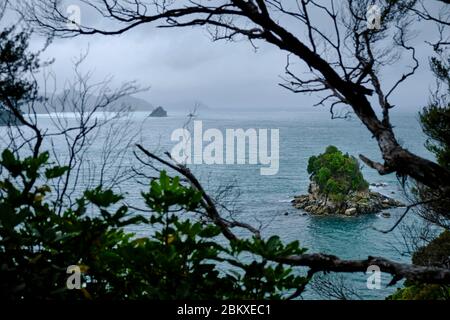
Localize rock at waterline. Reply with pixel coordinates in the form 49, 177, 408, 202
294, 146, 404, 216
149, 106, 167, 117
292, 182, 404, 216
381, 212, 391, 218
370, 182, 389, 188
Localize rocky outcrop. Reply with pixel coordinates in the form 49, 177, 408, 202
150, 106, 167, 117
292, 182, 404, 216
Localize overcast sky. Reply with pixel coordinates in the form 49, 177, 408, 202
4, 1, 446, 112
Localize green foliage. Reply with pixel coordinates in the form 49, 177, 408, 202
388, 231, 450, 300
45, 165, 69, 180
394, 30, 450, 302
0, 150, 307, 300
419, 103, 450, 169
412, 230, 450, 269
388, 283, 450, 300
430, 55, 450, 89
419, 54, 450, 170
143, 171, 203, 213
0, 26, 41, 109
84, 187, 124, 208
307, 146, 369, 202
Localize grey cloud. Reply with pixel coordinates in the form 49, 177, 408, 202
3, 1, 446, 112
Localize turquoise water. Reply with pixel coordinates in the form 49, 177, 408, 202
2, 109, 432, 299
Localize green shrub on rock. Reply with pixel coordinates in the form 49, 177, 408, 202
388, 231, 450, 300
307, 146, 369, 202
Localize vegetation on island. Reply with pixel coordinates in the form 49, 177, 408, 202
293, 145, 401, 216
307, 146, 369, 203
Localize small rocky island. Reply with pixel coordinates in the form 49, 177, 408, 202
149, 106, 167, 117
292, 146, 404, 216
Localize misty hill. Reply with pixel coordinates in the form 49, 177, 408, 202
31, 91, 155, 114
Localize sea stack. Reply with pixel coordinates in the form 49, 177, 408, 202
149, 106, 168, 117
292, 146, 404, 216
